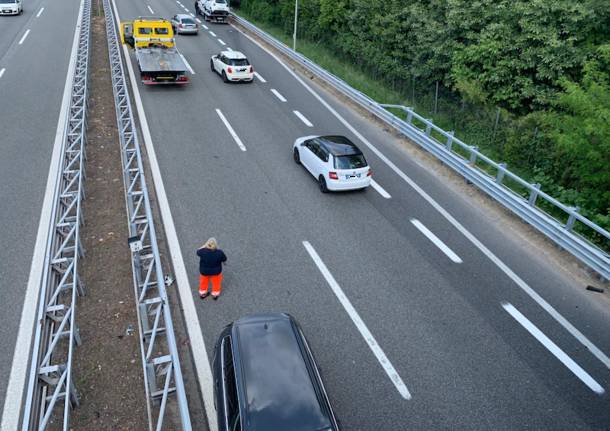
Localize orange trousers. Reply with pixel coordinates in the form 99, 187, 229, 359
199, 273, 223, 297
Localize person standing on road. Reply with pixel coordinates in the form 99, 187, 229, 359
197, 237, 227, 300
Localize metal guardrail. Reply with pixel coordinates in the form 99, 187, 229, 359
231, 14, 610, 281
103, 0, 193, 429
21, 0, 91, 428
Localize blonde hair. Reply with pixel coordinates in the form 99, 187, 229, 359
202, 237, 218, 250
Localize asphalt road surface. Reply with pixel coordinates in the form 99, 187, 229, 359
0, 0, 82, 418
2, 0, 609, 428
113, 0, 610, 429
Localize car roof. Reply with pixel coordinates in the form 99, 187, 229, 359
174, 13, 193, 19
231, 313, 334, 431
221, 50, 247, 59
316, 135, 362, 156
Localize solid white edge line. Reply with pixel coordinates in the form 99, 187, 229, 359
232, 24, 610, 371
147, 5, 154, 14
18, 29, 30, 45
253, 71, 266, 83
0, 68, 5, 79
303, 241, 412, 400
0, 0, 85, 428
215, 109, 247, 152
217, 38, 226, 46
110, 1, 218, 430
36, 7, 44, 17
411, 219, 462, 263
502, 302, 605, 395
370, 179, 391, 199
209, 31, 217, 37
293, 110, 313, 127
270, 88, 286, 102
179, 53, 195, 75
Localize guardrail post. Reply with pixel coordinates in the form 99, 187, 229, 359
469, 147, 478, 166
565, 207, 580, 232
406, 109, 413, 124
446, 131, 454, 151
495, 163, 507, 184
425, 120, 433, 136
528, 183, 541, 206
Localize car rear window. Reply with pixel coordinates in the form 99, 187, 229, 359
334, 154, 367, 169
229, 58, 250, 66
181, 17, 195, 24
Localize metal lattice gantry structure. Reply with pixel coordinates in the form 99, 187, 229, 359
21, 0, 91, 428
103, 0, 192, 429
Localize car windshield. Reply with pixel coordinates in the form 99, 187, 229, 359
155, 27, 169, 34
181, 18, 195, 24
335, 154, 367, 169
216, 0, 226, 3
229, 58, 250, 66
1, 0, 17, 3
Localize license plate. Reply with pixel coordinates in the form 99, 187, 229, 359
345, 174, 360, 179
238, 68, 246, 72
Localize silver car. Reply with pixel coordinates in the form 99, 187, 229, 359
170, 14, 199, 35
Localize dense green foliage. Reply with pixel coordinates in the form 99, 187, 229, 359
238, 0, 610, 240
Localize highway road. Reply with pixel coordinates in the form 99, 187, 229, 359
0, 0, 82, 422
1, 0, 608, 428
113, 0, 610, 429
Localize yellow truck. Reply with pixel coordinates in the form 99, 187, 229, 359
121, 17, 189, 85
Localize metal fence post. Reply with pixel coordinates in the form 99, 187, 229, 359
469, 147, 478, 166
425, 120, 433, 136
528, 183, 541, 206
566, 207, 580, 232
446, 131, 454, 151
496, 163, 507, 184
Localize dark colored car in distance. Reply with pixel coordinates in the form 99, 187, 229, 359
213, 313, 340, 431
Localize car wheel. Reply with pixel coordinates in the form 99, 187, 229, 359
222, 71, 229, 83
293, 148, 301, 165
210, 60, 215, 72
318, 176, 328, 193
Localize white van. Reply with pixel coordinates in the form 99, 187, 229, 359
0, 0, 23, 15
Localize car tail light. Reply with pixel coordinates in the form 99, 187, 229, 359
227, 67, 233, 74
367, 169, 372, 177
249, 66, 253, 73
177, 75, 189, 82
329, 172, 339, 180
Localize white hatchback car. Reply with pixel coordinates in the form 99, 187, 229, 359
293, 135, 372, 192
0, 0, 22, 15
210, 50, 254, 83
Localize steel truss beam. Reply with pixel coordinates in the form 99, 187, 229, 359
103, 0, 192, 429
21, 0, 91, 429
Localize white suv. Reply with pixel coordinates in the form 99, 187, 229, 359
293, 135, 372, 192
210, 51, 254, 83
0, 0, 23, 15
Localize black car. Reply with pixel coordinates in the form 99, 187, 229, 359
213, 313, 340, 431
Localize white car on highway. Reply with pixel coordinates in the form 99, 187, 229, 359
0, 0, 22, 15
293, 135, 372, 192
210, 50, 254, 83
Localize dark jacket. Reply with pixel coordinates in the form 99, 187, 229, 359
197, 248, 227, 275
